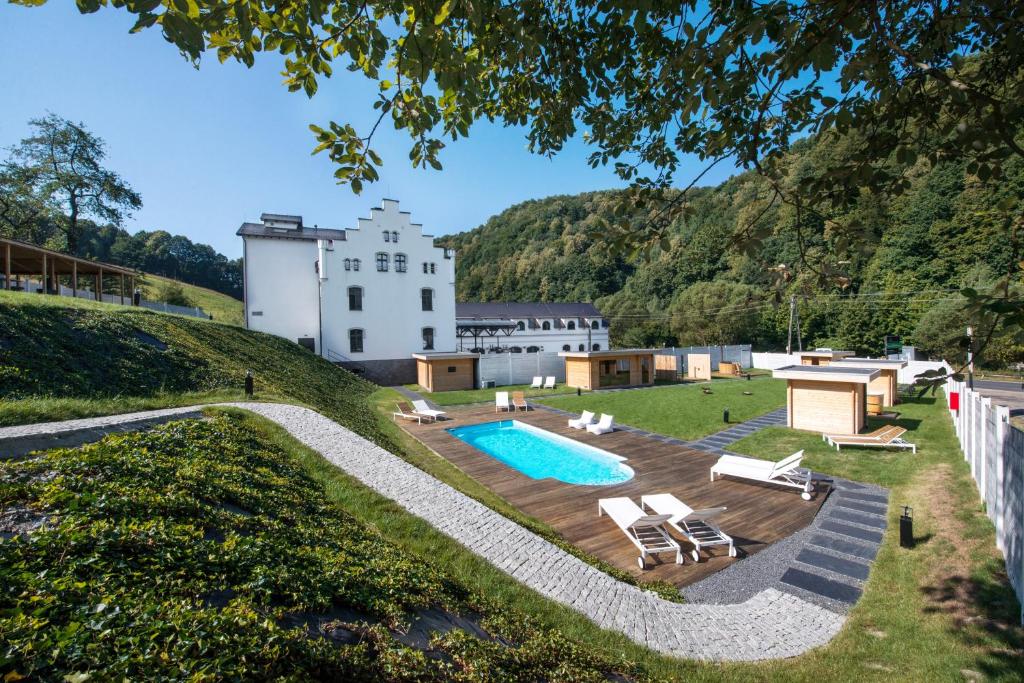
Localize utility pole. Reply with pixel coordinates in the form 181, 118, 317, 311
786, 295, 803, 354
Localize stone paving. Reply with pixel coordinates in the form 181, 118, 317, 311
0, 402, 849, 661
688, 407, 789, 455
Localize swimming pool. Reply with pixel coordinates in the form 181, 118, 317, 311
446, 420, 634, 486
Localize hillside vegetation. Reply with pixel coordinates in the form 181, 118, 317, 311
441, 140, 1024, 365
0, 291, 384, 445
137, 273, 244, 326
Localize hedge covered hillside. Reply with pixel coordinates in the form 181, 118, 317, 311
0, 292, 387, 447
1, 414, 637, 680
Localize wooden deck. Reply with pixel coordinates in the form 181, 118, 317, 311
397, 403, 828, 588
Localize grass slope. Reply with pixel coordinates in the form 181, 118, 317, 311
0, 412, 637, 680
540, 377, 786, 440
0, 291, 388, 447
137, 273, 244, 326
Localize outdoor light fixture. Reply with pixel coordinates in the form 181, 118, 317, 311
723, 408, 730, 424
899, 505, 914, 548
577, 387, 581, 396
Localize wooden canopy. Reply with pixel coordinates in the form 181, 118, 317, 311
1, 237, 137, 304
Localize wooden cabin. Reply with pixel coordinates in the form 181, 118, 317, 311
831, 358, 908, 406
795, 350, 855, 366
772, 365, 880, 435
559, 349, 656, 390
412, 352, 479, 392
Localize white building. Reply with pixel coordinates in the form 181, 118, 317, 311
456, 302, 609, 354
238, 200, 456, 384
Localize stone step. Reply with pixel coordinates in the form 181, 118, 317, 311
780, 567, 862, 604
819, 520, 884, 544
808, 533, 880, 562
795, 548, 870, 581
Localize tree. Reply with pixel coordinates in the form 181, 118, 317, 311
669, 281, 763, 347
154, 280, 196, 308
5, 113, 141, 253
0, 164, 58, 245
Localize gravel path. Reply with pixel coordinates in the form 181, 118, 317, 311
0, 402, 847, 661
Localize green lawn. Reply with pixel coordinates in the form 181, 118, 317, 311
404, 382, 579, 406
137, 273, 244, 326
539, 377, 786, 440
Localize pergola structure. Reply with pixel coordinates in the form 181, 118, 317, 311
455, 318, 519, 352
1, 237, 137, 305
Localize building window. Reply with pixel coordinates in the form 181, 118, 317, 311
516, 321, 525, 331
591, 320, 599, 329
423, 262, 429, 274
601, 319, 608, 328
430, 263, 436, 274
352, 258, 360, 271
542, 321, 551, 330
348, 286, 363, 311
526, 345, 540, 353
562, 344, 571, 351
349, 329, 364, 353
391, 231, 399, 242
510, 346, 522, 353
344, 258, 352, 271
421, 288, 433, 311
376, 252, 389, 271
567, 320, 576, 330
422, 327, 434, 350
395, 253, 407, 272
383, 230, 390, 242
578, 344, 585, 351
592, 343, 601, 351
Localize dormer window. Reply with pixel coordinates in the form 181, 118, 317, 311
376, 253, 389, 271
516, 321, 525, 331
542, 321, 551, 331
567, 320, 576, 330
591, 320, 599, 329
383, 230, 390, 242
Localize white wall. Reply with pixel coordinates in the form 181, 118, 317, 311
460, 324, 608, 353
244, 238, 321, 350
319, 200, 455, 361
242, 199, 455, 362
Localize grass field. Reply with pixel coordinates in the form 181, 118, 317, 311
404, 382, 580, 406
137, 273, 244, 326
539, 377, 786, 440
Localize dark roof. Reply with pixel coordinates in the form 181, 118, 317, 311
456, 302, 602, 319
237, 223, 348, 241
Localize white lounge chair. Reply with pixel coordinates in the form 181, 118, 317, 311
710, 450, 814, 500
598, 497, 683, 569
568, 410, 596, 429
393, 402, 426, 424
543, 376, 556, 389
412, 399, 447, 421
822, 425, 917, 453
641, 493, 735, 561
495, 391, 511, 412
586, 414, 614, 435
530, 376, 543, 389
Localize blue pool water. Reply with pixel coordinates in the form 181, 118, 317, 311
446, 420, 634, 486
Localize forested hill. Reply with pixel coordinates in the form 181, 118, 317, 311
439, 142, 1024, 365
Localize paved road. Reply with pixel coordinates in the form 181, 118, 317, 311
972, 378, 1024, 392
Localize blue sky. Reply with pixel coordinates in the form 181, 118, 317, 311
0, 3, 739, 258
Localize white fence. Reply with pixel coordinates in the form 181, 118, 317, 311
658, 345, 752, 372
751, 352, 947, 384
945, 375, 1024, 623
477, 352, 565, 387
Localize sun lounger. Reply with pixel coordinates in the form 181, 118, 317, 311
598, 497, 683, 568
710, 450, 814, 500
495, 391, 511, 412
393, 402, 427, 424
511, 391, 529, 411
641, 493, 735, 561
568, 410, 596, 429
412, 399, 447, 421
543, 376, 556, 389
822, 425, 917, 453
586, 413, 614, 435
530, 376, 543, 388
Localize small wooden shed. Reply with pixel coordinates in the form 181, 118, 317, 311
773, 365, 879, 435
796, 350, 855, 366
686, 353, 712, 381
413, 352, 479, 392
831, 358, 907, 406
559, 349, 656, 390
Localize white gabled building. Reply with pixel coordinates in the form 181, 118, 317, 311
455, 302, 609, 353
238, 199, 456, 384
